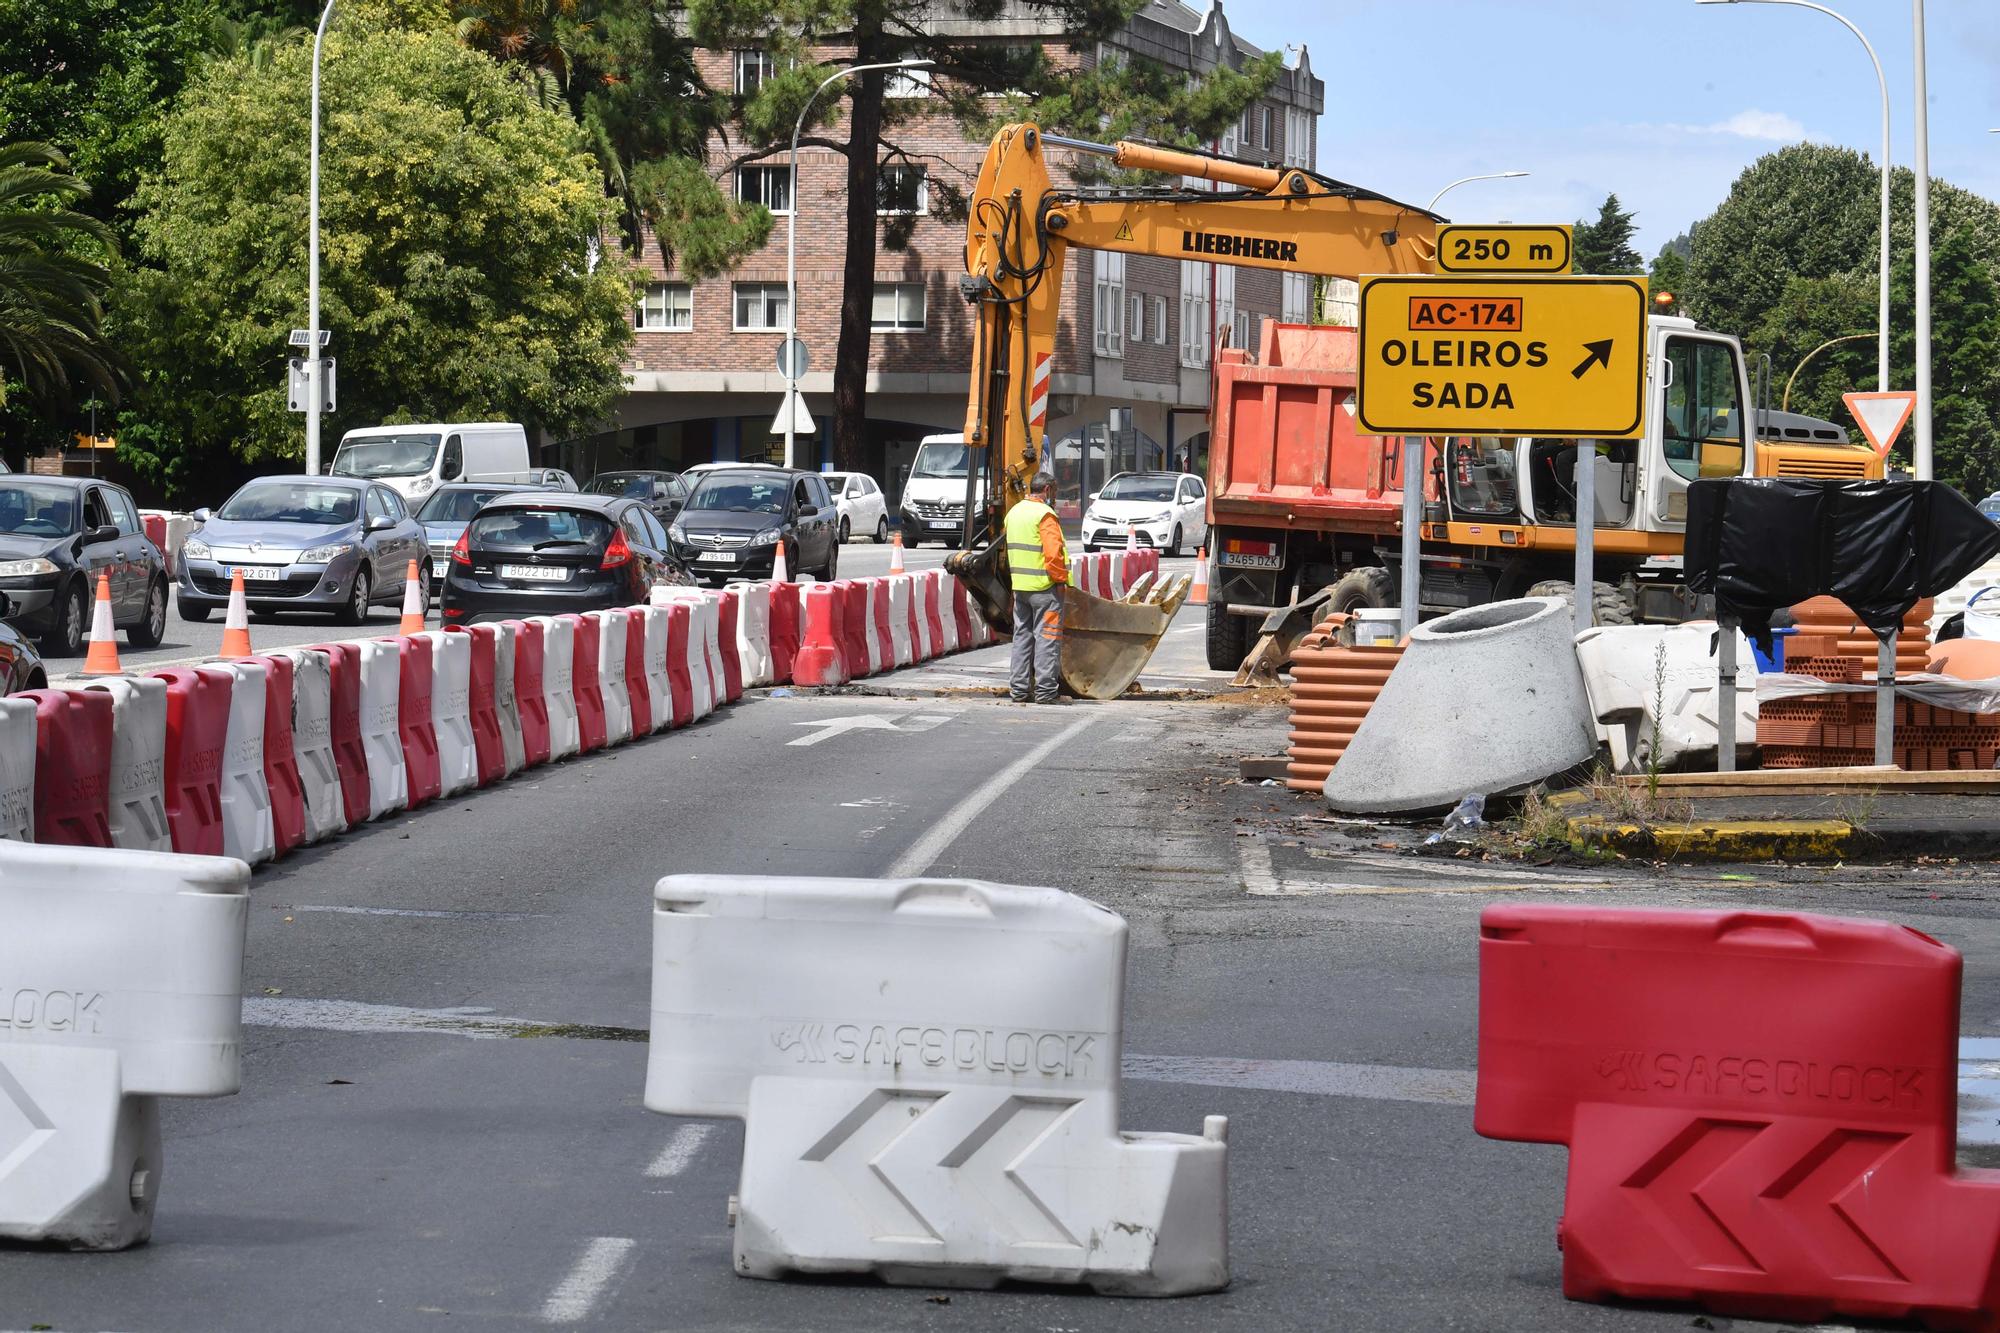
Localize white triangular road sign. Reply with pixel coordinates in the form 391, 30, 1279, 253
770, 388, 816, 436
1843, 390, 1916, 459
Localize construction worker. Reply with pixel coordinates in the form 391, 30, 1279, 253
1006, 470, 1069, 704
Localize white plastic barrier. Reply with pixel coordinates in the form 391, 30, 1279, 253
931, 570, 959, 655
531, 615, 580, 760
0, 839, 249, 1248
635, 606, 672, 735
594, 611, 633, 746
416, 630, 477, 796
355, 638, 408, 818
730, 582, 775, 687
653, 590, 720, 718
80, 676, 173, 853
491, 622, 526, 777
0, 696, 36, 841
1575, 622, 1760, 773
887, 575, 914, 667
910, 574, 935, 661
209, 660, 275, 866
274, 648, 344, 844
646, 874, 1229, 1294
865, 580, 889, 675
1109, 552, 1128, 597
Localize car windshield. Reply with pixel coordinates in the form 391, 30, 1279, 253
418, 488, 518, 523
468, 507, 612, 551
0, 482, 79, 537
330, 433, 440, 479
1100, 475, 1177, 502
585, 474, 659, 498
218, 483, 360, 525
685, 475, 788, 515
911, 444, 976, 479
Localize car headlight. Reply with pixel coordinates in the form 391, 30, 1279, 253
0, 557, 57, 578
1083, 507, 1101, 523
299, 541, 353, 564
181, 536, 211, 560
754, 528, 783, 546
1138, 510, 1171, 524
669, 522, 686, 543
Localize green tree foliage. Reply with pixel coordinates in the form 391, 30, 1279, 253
114, 25, 634, 497
685, 0, 1281, 468
1894, 226, 2000, 494
1648, 241, 1690, 315
1572, 193, 1641, 274
0, 143, 121, 411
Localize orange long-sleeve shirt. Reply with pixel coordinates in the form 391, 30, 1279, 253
1039, 511, 1069, 585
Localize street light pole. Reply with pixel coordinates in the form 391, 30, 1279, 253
1424, 170, 1529, 213
1910, 0, 1933, 479
785, 57, 933, 471
306, 0, 336, 476
1696, 0, 1891, 403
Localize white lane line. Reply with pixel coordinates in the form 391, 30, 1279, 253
540, 1236, 636, 1324
1238, 837, 1280, 895
886, 713, 1097, 877
290, 904, 545, 921
1123, 1054, 1474, 1106
645, 1123, 715, 1178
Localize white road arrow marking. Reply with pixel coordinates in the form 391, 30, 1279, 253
787, 714, 903, 747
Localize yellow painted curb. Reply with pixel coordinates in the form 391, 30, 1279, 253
1567, 816, 1855, 861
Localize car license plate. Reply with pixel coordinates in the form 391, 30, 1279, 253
928, 519, 956, 529
696, 551, 736, 565
230, 565, 284, 582
500, 564, 568, 582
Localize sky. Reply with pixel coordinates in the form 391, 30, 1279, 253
1222, 0, 2000, 260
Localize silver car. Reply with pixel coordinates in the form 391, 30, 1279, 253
176, 475, 430, 624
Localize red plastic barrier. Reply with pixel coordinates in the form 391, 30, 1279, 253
768, 581, 800, 685
16, 689, 113, 847
154, 666, 230, 855
560, 612, 606, 753
458, 625, 505, 787
389, 635, 441, 808
1477, 903, 2000, 1331
869, 579, 894, 674
247, 654, 305, 858
838, 580, 869, 679
716, 589, 744, 703
506, 619, 551, 767
143, 514, 168, 557
919, 574, 945, 659
952, 577, 976, 649
309, 642, 370, 827
663, 602, 694, 728
1095, 555, 1114, 599
620, 609, 652, 736
793, 585, 850, 686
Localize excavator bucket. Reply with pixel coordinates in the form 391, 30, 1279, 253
947, 542, 1193, 699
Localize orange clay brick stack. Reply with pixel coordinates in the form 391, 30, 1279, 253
1757, 598, 2000, 770
1285, 615, 1405, 793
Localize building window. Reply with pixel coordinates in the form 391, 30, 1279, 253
1179, 262, 1210, 367
734, 50, 776, 96
871, 281, 926, 332
1127, 292, 1144, 343
1215, 265, 1236, 356
1284, 107, 1313, 169
1233, 310, 1254, 351
1260, 106, 1273, 149
885, 66, 932, 98
636, 282, 692, 332
1281, 272, 1311, 325
733, 282, 791, 331
1151, 294, 1168, 345
1093, 252, 1125, 358
737, 164, 792, 214
877, 163, 928, 214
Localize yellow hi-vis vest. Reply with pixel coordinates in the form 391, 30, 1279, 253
1005, 499, 1057, 592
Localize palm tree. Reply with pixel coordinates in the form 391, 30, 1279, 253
0, 142, 120, 408
455, 0, 587, 101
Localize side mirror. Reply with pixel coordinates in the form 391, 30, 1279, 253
84, 523, 120, 545
192, 507, 212, 523
364, 514, 390, 533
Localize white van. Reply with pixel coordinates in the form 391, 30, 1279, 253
329, 422, 532, 504
896, 433, 991, 547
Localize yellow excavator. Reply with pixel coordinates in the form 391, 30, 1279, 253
945, 123, 1438, 697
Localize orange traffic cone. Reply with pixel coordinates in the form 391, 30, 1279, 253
81, 573, 122, 675
398, 560, 426, 635
219, 568, 253, 657
888, 530, 905, 575
772, 539, 789, 584
1189, 547, 1209, 606
1125, 526, 1139, 554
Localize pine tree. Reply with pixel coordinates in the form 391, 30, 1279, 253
1572, 193, 1641, 274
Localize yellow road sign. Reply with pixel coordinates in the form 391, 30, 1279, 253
1355, 274, 1649, 438
1434, 224, 1572, 274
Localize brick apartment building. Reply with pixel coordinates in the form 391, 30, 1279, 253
563, 0, 1322, 513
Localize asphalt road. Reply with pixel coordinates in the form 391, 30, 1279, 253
13, 586, 1998, 1331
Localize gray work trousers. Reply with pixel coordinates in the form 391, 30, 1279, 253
1010, 587, 1063, 702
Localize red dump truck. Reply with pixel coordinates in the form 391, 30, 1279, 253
1202, 319, 1880, 672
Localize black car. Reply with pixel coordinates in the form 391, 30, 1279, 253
439, 492, 691, 625
0, 476, 170, 655
0, 608, 46, 691
667, 468, 839, 585
583, 470, 688, 523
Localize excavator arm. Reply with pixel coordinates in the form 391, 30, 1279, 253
945, 123, 1438, 696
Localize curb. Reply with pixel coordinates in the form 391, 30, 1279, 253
1566, 816, 1854, 861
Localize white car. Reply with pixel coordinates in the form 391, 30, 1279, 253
823, 471, 889, 543
1082, 471, 1208, 555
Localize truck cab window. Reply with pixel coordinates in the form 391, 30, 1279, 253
1662, 338, 1744, 482
1446, 438, 1520, 519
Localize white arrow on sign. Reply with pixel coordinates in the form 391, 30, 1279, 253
787, 711, 958, 747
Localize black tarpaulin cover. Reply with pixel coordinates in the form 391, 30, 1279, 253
1684, 478, 2000, 646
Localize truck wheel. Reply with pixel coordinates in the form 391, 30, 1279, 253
1525, 579, 1635, 627
1327, 566, 1398, 614
1206, 599, 1249, 672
